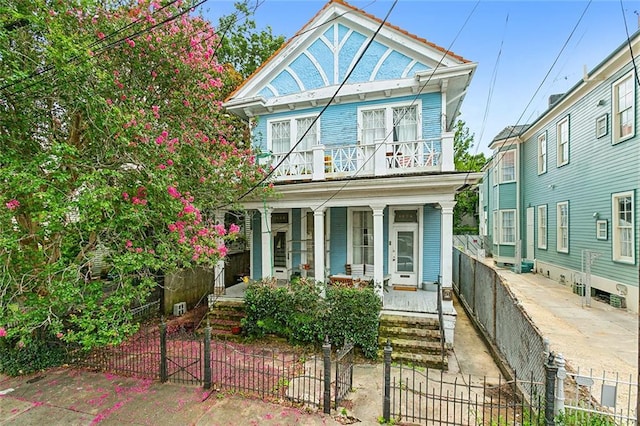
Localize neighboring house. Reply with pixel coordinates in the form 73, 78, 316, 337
223, 0, 480, 343
479, 31, 640, 312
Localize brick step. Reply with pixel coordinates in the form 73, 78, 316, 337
378, 326, 441, 341
379, 314, 440, 329
378, 338, 442, 354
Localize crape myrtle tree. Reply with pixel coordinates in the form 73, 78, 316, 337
0, 0, 270, 362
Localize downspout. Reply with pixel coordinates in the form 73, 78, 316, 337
516, 138, 522, 270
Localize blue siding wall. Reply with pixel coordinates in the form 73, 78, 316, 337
290, 54, 324, 90
376, 51, 412, 80
423, 205, 441, 282
498, 182, 517, 209
252, 93, 443, 151
330, 207, 348, 275
252, 212, 262, 279
383, 207, 389, 275
308, 40, 332, 84
348, 40, 387, 83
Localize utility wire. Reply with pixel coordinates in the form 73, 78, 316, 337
619, 0, 640, 87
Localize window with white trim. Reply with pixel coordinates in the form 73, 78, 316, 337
359, 102, 421, 145
537, 205, 547, 249
492, 211, 498, 246
556, 201, 569, 253
269, 116, 319, 154
613, 72, 635, 143
537, 132, 547, 174
612, 191, 635, 263
500, 150, 516, 182
500, 210, 516, 245
557, 116, 569, 166
352, 210, 374, 264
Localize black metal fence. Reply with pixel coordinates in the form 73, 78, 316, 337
76, 322, 352, 412
382, 341, 546, 425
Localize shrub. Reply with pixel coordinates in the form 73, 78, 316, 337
0, 338, 69, 376
242, 278, 382, 358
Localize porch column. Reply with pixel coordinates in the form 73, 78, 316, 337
261, 207, 272, 279
371, 205, 386, 299
439, 201, 456, 345
313, 208, 326, 297
214, 211, 226, 295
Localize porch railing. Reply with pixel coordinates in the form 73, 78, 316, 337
265, 136, 452, 182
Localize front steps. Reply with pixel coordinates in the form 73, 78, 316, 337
207, 299, 245, 339
378, 313, 447, 370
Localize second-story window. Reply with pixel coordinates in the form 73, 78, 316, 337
613, 72, 635, 143
537, 132, 547, 174
557, 116, 569, 166
500, 150, 515, 182
362, 109, 385, 144
270, 116, 319, 154
393, 106, 418, 142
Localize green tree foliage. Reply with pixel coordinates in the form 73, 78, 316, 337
215, 1, 285, 81
0, 0, 269, 369
453, 120, 487, 231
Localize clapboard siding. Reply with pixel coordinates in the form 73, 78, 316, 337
423, 205, 441, 282
329, 207, 348, 275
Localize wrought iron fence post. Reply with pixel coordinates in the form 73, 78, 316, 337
554, 353, 566, 417
323, 336, 332, 414
383, 339, 392, 423
160, 321, 168, 383
203, 322, 212, 390
544, 352, 557, 425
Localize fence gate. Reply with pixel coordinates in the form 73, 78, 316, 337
334, 340, 354, 408
160, 322, 204, 386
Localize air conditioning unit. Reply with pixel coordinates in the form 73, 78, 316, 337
173, 302, 187, 316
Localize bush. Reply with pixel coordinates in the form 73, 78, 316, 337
242, 278, 382, 358
0, 339, 69, 376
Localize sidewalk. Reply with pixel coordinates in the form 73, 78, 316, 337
492, 264, 637, 380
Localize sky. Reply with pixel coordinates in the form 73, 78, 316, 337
199, 0, 640, 155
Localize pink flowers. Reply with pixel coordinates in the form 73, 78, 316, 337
167, 186, 180, 199
56, 332, 64, 339
229, 223, 240, 234
5, 199, 19, 210
0, 327, 7, 337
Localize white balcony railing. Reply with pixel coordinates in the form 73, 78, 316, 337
268, 136, 452, 182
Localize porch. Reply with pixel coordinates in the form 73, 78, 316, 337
214, 281, 448, 316
265, 136, 454, 183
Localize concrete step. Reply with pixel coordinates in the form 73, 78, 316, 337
208, 310, 246, 321
390, 352, 448, 369
379, 314, 440, 330
379, 338, 442, 354
378, 325, 441, 341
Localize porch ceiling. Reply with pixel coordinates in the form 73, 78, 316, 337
242, 172, 482, 210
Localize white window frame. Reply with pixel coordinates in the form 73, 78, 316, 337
500, 150, 516, 183
266, 114, 320, 154
556, 201, 569, 253
612, 191, 635, 263
357, 100, 422, 145
537, 205, 547, 249
612, 71, 635, 144
492, 211, 498, 246
346, 207, 375, 265
557, 116, 569, 167
537, 132, 547, 174
499, 209, 516, 245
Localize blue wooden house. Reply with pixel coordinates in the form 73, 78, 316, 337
480, 31, 640, 310
223, 0, 480, 343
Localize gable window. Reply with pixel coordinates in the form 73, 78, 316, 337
537, 205, 547, 249
612, 191, 635, 263
537, 132, 547, 174
613, 72, 635, 143
352, 210, 374, 264
269, 116, 319, 154
499, 210, 516, 245
556, 201, 569, 253
557, 116, 569, 166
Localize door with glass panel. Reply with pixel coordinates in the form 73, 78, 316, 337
390, 209, 419, 287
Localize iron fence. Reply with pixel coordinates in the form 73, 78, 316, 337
334, 340, 354, 408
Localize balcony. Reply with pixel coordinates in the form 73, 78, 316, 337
264, 134, 454, 182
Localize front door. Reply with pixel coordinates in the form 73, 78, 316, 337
391, 224, 419, 287
272, 228, 289, 281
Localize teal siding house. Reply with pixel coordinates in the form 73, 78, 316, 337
224, 0, 480, 342
480, 32, 640, 311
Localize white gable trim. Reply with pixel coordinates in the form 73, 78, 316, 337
286, 66, 306, 92
402, 60, 418, 78
305, 52, 330, 86
371, 49, 393, 82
